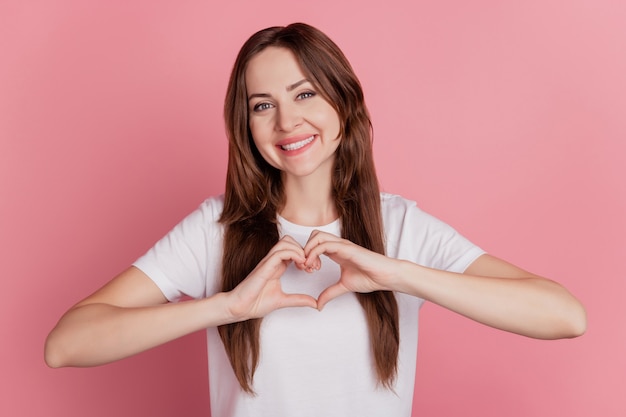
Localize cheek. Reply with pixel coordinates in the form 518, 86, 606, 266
247, 122, 262, 151
325, 111, 342, 139
314, 105, 341, 138
249, 117, 272, 142
248, 123, 277, 164
248, 121, 264, 150
328, 106, 342, 137
248, 118, 258, 138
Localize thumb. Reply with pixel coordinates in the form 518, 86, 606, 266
279, 293, 318, 310
317, 283, 349, 311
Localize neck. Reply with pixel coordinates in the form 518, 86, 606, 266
280, 171, 337, 227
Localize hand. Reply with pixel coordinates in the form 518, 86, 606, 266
303, 230, 401, 310
226, 236, 318, 321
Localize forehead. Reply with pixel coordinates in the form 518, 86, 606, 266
245, 47, 307, 92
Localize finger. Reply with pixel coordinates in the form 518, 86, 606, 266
303, 232, 339, 270
303, 230, 341, 254
257, 247, 307, 277
269, 235, 305, 256
294, 261, 307, 271
277, 293, 318, 310
294, 261, 317, 273
305, 240, 346, 269
279, 234, 302, 247
301, 253, 322, 272
317, 283, 350, 311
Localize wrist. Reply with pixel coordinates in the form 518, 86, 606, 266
388, 259, 422, 294
205, 291, 246, 325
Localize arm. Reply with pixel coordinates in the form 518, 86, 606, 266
394, 253, 587, 339
44, 266, 234, 368
45, 237, 317, 368
304, 231, 586, 340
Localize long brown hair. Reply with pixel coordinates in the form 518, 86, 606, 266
218, 23, 399, 393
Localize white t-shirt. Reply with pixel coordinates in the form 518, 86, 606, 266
133, 193, 484, 417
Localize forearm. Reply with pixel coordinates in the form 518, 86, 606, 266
45, 292, 235, 368
392, 260, 586, 339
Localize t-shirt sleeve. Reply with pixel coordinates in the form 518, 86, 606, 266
382, 194, 485, 273
132, 196, 224, 302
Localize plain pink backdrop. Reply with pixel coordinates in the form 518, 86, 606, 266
1, 1, 624, 416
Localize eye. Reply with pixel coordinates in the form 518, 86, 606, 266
252, 102, 274, 112
296, 91, 316, 100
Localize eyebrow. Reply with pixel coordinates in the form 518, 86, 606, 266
247, 79, 310, 101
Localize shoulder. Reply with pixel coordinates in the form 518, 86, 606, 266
380, 192, 484, 270
182, 194, 225, 224
380, 191, 457, 233
380, 192, 422, 222
379, 191, 456, 247
197, 194, 225, 219
380, 192, 417, 210
165, 194, 225, 239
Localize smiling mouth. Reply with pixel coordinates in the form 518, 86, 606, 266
280, 135, 315, 151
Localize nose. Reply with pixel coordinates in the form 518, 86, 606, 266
275, 102, 302, 132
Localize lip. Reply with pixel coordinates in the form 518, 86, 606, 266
276, 134, 317, 153
276, 134, 316, 147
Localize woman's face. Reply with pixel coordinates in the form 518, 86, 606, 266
245, 47, 341, 181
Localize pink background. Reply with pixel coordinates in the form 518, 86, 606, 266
1, 1, 624, 416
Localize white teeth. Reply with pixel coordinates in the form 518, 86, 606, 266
281, 136, 314, 151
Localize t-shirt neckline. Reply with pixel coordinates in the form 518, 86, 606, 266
277, 214, 341, 236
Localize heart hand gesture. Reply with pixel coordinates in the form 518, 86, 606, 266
226, 232, 401, 319
303, 230, 401, 310
225, 236, 318, 321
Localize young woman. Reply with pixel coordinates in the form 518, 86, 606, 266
45, 23, 586, 416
